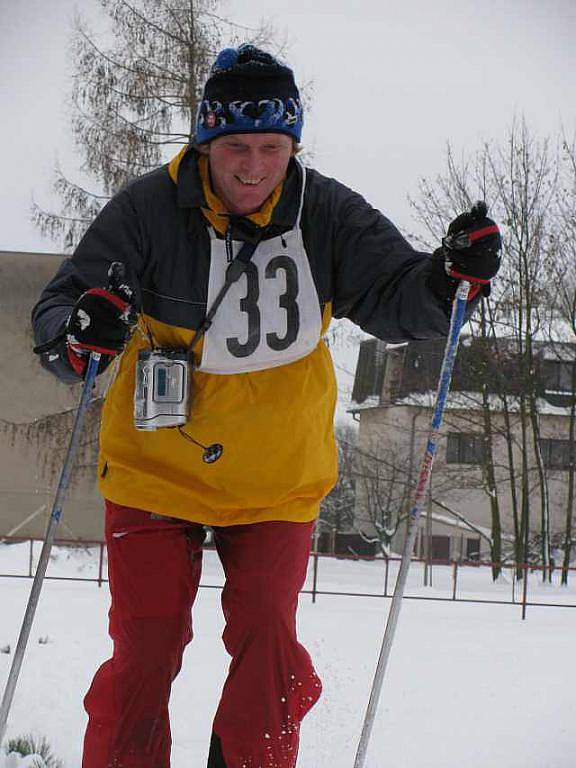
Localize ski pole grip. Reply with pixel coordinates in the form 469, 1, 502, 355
107, 261, 129, 296
107, 261, 124, 287
455, 280, 471, 301
470, 200, 488, 220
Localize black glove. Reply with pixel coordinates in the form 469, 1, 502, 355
66, 287, 134, 377
430, 201, 502, 302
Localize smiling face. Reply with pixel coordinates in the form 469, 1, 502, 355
203, 133, 294, 216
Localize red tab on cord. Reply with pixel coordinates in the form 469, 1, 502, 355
67, 345, 88, 377
70, 341, 120, 355
466, 284, 482, 301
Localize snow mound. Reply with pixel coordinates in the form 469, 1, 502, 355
1, 755, 47, 768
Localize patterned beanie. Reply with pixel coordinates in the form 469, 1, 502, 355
195, 44, 303, 144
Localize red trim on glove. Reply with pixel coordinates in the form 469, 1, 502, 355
73, 341, 120, 355
86, 287, 129, 312
468, 224, 500, 242
449, 268, 491, 284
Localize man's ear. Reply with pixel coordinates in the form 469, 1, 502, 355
196, 142, 210, 156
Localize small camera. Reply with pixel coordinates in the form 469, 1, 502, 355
134, 349, 191, 430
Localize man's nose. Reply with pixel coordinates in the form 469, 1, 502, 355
241, 150, 265, 176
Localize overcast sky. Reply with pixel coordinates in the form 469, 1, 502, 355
1, 0, 574, 415
1, 0, 574, 255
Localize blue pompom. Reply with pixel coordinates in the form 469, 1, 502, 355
213, 48, 239, 73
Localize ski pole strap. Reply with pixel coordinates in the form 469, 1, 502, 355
188, 235, 262, 354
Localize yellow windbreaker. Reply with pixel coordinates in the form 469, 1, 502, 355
98, 150, 338, 525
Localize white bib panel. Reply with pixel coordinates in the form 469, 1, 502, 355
200, 169, 322, 374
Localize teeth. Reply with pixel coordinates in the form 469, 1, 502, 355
237, 177, 263, 185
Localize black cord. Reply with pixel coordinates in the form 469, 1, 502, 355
178, 426, 208, 450
177, 426, 223, 464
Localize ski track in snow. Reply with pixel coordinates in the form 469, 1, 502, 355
1, 543, 575, 768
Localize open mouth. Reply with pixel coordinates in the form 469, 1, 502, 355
235, 176, 264, 186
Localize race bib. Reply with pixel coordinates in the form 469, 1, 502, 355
200, 227, 322, 374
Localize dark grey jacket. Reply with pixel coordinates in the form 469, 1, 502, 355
32, 148, 452, 381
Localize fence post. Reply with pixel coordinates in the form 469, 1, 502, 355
312, 550, 319, 604
384, 557, 389, 597
452, 561, 458, 601
521, 562, 529, 620
97, 543, 104, 588
28, 539, 34, 578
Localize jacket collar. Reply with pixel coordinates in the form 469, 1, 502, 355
171, 146, 303, 232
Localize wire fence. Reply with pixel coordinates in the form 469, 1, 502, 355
305, 550, 576, 619
1, 536, 576, 619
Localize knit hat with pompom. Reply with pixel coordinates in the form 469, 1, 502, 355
195, 44, 303, 144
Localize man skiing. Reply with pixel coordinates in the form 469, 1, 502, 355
32, 44, 501, 768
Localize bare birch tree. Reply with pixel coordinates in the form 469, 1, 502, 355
408, 119, 565, 580
549, 134, 576, 584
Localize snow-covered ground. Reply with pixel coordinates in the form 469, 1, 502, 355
1, 542, 575, 768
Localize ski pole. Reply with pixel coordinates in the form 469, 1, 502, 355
353, 278, 470, 768
0, 351, 100, 743
0, 262, 127, 744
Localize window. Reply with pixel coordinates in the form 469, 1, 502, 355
351, 339, 387, 404
542, 361, 574, 393
431, 535, 450, 561
466, 538, 481, 561
446, 432, 485, 465
540, 438, 573, 471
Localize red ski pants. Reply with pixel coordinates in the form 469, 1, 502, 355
82, 501, 322, 768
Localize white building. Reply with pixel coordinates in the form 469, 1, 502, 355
349, 332, 575, 564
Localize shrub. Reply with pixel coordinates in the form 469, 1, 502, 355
4, 734, 63, 768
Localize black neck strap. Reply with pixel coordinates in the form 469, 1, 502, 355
188, 234, 262, 355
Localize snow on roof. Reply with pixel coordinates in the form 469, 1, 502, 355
468, 310, 575, 344
384, 341, 409, 350
426, 510, 489, 537
541, 343, 576, 362
348, 395, 381, 412
349, 390, 572, 416
426, 510, 514, 542
393, 390, 573, 416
